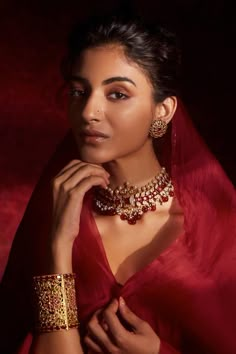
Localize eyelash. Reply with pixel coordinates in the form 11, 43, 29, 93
68, 89, 85, 97
108, 91, 128, 100
68, 89, 129, 100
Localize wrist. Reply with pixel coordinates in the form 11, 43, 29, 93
47, 241, 74, 274
33, 273, 79, 333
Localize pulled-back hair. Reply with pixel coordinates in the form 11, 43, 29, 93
62, 16, 181, 102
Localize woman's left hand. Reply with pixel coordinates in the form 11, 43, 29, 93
85, 297, 160, 354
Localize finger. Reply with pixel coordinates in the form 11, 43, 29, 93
52, 161, 83, 199
53, 166, 109, 202
55, 163, 110, 188
87, 311, 119, 353
53, 175, 108, 224
102, 299, 128, 342
55, 159, 82, 176
51, 174, 109, 237
84, 335, 103, 353
118, 297, 146, 333
70, 175, 109, 199
100, 318, 109, 332
56, 160, 109, 179
62, 164, 110, 189
92, 309, 109, 332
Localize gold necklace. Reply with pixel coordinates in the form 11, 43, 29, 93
93, 167, 174, 224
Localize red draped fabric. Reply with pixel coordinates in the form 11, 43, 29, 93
0, 101, 235, 354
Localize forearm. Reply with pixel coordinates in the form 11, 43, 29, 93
30, 243, 83, 354
30, 329, 83, 354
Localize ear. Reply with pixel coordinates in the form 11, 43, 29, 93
154, 96, 177, 124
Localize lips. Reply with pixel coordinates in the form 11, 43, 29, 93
80, 129, 110, 143
81, 129, 109, 138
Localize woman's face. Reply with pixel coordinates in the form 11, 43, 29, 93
68, 44, 157, 164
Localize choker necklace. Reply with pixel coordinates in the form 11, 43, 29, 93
93, 167, 174, 225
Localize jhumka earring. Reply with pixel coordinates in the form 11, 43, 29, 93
149, 119, 167, 138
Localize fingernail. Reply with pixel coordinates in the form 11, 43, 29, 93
101, 319, 109, 331
119, 296, 125, 307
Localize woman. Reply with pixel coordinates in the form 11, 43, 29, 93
1, 16, 236, 354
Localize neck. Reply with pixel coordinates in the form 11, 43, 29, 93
103, 142, 161, 188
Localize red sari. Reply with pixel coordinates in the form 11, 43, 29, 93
1, 102, 236, 354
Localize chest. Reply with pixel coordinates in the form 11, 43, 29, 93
93, 210, 184, 285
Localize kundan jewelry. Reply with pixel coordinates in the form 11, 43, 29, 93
149, 119, 167, 138
94, 167, 174, 225
33, 273, 79, 333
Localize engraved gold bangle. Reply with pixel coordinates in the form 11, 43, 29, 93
33, 273, 79, 333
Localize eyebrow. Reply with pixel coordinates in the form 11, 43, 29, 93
102, 76, 136, 87
69, 75, 136, 87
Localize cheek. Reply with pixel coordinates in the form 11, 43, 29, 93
109, 101, 152, 138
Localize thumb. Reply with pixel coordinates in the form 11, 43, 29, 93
118, 297, 144, 331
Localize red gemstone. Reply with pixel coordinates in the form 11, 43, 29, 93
170, 191, 174, 196
151, 205, 156, 211
120, 214, 128, 220
162, 196, 168, 202
128, 218, 137, 225
142, 206, 148, 212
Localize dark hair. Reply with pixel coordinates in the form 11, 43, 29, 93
62, 16, 181, 102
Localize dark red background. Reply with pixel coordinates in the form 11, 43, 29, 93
0, 0, 235, 278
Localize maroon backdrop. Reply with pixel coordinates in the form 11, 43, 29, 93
0, 0, 235, 278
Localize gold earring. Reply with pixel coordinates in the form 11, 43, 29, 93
149, 119, 167, 138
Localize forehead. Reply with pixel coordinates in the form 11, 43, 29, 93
71, 45, 151, 87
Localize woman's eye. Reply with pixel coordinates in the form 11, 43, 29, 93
68, 89, 85, 97
108, 92, 128, 100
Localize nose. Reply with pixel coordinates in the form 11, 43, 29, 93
81, 92, 103, 123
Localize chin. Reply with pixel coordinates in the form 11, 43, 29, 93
78, 148, 113, 165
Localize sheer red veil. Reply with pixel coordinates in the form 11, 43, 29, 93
0, 100, 235, 353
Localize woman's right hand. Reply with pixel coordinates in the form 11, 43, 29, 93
50, 159, 110, 245
47, 159, 109, 273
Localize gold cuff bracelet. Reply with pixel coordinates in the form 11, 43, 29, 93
33, 273, 79, 333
